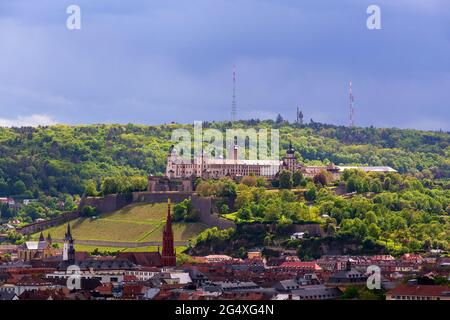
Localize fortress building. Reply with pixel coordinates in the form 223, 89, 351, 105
165, 144, 283, 180
160, 142, 396, 183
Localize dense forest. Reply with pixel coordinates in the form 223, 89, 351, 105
0, 120, 449, 227
0, 120, 449, 197
190, 168, 450, 256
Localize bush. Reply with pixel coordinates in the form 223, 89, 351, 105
304, 186, 317, 201
219, 204, 229, 215
81, 205, 97, 217
293, 171, 305, 187
173, 199, 199, 222
279, 170, 293, 189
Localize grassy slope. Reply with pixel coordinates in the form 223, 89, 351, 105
32, 202, 207, 244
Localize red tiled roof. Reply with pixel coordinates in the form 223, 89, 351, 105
94, 283, 113, 295
388, 285, 450, 297
75, 252, 90, 261
279, 261, 322, 271
16, 277, 55, 287
116, 252, 162, 267
18, 289, 66, 300
123, 284, 145, 296
123, 275, 138, 282
401, 254, 423, 261
177, 292, 191, 300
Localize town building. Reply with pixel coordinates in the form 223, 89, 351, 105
386, 284, 450, 300
17, 232, 57, 261
273, 274, 321, 292
291, 285, 342, 300
277, 261, 323, 272
328, 260, 368, 285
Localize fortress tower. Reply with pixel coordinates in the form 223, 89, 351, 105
282, 141, 298, 173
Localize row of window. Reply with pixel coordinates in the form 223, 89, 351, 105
299, 294, 337, 300
392, 296, 437, 300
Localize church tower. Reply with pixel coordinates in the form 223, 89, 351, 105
283, 141, 298, 173
63, 223, 75, 263
46, 233, 52, 246
166, 145, 177, 178
161, 199, 176, 267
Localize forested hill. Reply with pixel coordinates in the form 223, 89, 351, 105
0, 121, 449, 197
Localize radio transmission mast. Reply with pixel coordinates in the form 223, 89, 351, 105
231, 65, 237, 122
296, 107, 304, 125
349, 81, 355, 127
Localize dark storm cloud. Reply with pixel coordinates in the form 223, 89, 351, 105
0, 0, 449, 130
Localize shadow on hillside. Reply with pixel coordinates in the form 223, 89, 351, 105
180, 223, 207, 241
72, 218, 84, 229
106, 203, 158, 218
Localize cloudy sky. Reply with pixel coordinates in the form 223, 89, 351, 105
0, 0, 449, 130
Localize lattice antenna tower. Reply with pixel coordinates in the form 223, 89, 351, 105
349, 81, 355, 127
296, 107, 304, 125
231, 65, 237, 122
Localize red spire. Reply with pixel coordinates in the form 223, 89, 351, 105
161, 198, 176, 267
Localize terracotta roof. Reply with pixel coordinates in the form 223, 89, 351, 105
279, 262, 322, 271
177, 292, 192, 300
388, 285, 450, 297
123, 274, 138, 282
116, 252, 162, 267
123, 284, 145, 297
0, 245, 18, 251
401, 254, 423, 261
221, 292, 267, 300
75, 252, 90, 261
16, 277, 56, 287
18, 289, 66, 300
94, 283, 113, 295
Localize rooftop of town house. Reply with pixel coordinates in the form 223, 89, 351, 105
387, 284, 450, 297
116, 252, 162, 267
279, 261, 322, 271
291, 285, 342, 299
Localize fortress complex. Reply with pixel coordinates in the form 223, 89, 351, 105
166, 143, 283, 180
162, 141, 396, 183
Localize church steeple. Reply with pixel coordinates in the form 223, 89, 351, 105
286, 140, 295, 155
63, 223, 75, 263
39, 232, 45, 242
65, 223, 72, 241
46, 233, 52, 245
161, 199, 176, 267
346, 259, 352, 271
